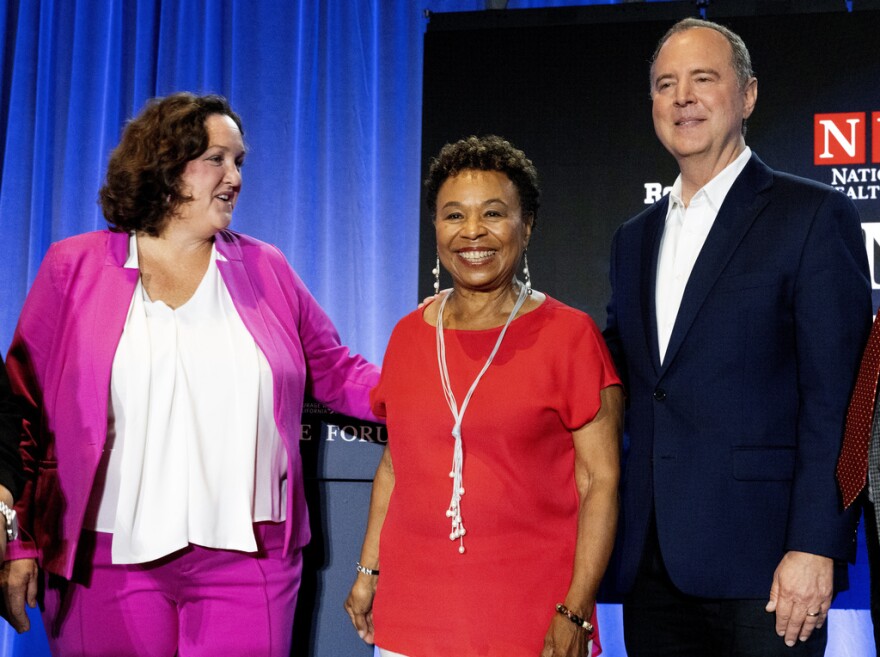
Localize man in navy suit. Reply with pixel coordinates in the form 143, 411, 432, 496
604, 17, 872, 656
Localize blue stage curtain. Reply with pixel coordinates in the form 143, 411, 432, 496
0, 0, 427, 364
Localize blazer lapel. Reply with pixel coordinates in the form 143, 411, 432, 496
215, 230, 261, 332
642, 198, 668, 374
660, 155, 773, 372
214, 231, 278, 369
90, 231, 139, 439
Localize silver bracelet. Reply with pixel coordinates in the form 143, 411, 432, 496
356, 561, 379, 576
0, 501, 18, 542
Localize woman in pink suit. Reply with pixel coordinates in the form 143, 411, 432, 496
0, 92, 379, 656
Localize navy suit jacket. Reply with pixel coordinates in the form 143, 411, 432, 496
604, 153, 872, 598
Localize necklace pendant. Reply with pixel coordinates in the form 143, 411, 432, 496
435, 284, 529, 556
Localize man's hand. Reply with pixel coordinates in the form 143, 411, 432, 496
0, 558, 38, 633
0, 485, 12, 561
765, 550, 832, 646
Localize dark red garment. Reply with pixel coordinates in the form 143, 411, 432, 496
371, 296, 620, 657
837, 309, 880, 507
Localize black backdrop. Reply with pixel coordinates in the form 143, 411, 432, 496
418, 4, 880, 323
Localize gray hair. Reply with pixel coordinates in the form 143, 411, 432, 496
650, 18, 754, 91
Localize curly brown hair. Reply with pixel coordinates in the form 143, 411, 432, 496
425, 135, 540, 228
99, 92, 244, 235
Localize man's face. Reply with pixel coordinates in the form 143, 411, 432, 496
650, 27, 756, 167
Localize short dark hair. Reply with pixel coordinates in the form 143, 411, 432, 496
99, 92, 244, 236
424, 135, 540, 228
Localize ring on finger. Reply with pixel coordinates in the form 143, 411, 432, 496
806, 610, 821, 617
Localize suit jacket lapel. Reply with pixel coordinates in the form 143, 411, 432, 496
91, 231, 139, 433
214, 230, 277, 366
642, 198, 668, 374
215, 230, 259, 325
660, 154, 773, 372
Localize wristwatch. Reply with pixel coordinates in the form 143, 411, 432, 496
0, 501, 18, 541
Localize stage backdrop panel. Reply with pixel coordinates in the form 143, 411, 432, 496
419, 5, 880, 316
419, 2, 880, 619
290, 401, 384, 655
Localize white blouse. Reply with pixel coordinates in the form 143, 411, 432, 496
84, 234, 287, 564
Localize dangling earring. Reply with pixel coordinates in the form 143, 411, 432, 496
522, 251, 532, 295
432, 252, 440, 295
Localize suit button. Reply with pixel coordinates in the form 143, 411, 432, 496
653, 388, 666, 401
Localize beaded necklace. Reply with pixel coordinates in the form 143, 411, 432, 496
435, 283, 529, 553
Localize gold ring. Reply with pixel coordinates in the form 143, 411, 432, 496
806, 611, 821, 617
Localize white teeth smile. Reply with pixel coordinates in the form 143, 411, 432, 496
217, 194, 231, 202
458, 250, 495, 261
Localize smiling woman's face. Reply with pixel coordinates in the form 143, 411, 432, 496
174, 113, 246, 237
435, 168, 532, 294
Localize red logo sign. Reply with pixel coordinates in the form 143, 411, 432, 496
814, 112, 867, 165
874, 112, 880, 165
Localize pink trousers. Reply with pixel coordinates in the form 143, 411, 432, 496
42, 523, 302, 657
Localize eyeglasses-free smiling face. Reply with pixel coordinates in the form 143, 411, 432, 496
435, 169, 532, 294
175, 113, 246, 237
651, 27, 756, 172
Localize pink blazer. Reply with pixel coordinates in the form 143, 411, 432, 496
5, 229, 379, 578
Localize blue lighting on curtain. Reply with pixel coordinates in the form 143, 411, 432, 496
0, 0, 426, 364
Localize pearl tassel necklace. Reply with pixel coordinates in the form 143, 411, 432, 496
435, 283, 529, 553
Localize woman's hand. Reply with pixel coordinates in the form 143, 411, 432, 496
344, 574, 378, 644
346, 445, 393, 645
540, 613, 590, 657
543, 384, 622, 657
0, 558, 38, 632
418, 288, 450, 309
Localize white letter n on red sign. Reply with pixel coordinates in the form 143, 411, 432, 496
873, 112, 880, 164
814, 112, 865, 165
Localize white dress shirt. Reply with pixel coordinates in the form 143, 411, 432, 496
85, 234, 287, 564
655, 148, 752, 363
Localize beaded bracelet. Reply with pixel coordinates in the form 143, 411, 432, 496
356, 562, 379, 576
555, 603, 594, 635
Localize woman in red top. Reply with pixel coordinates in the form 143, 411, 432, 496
345, 135, 623, 657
